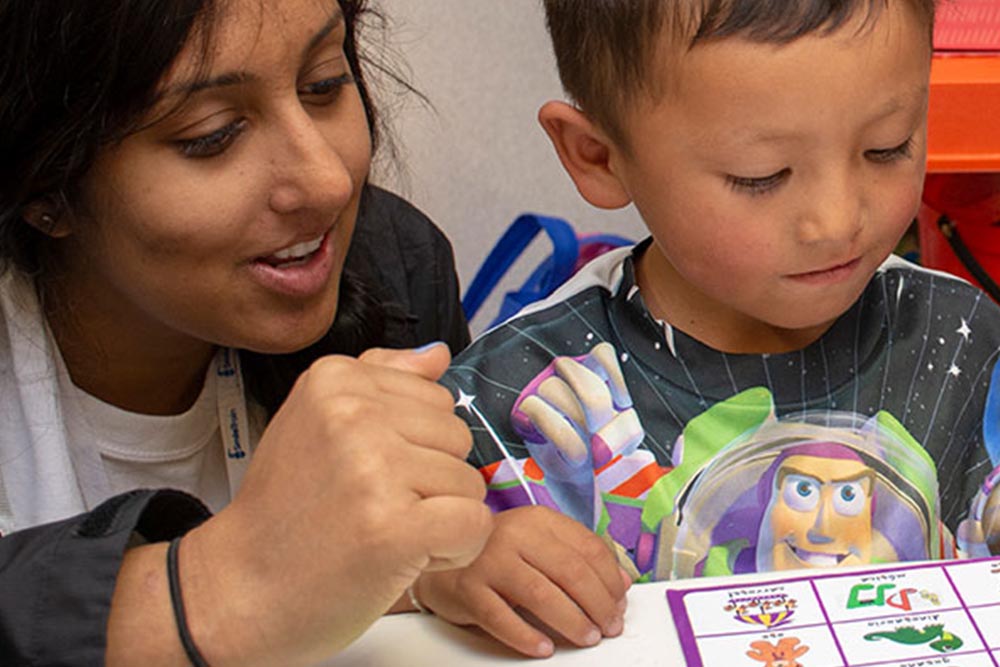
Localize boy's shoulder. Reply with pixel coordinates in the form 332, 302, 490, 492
871, 254, 1000, 341
875, 253, 1000, 309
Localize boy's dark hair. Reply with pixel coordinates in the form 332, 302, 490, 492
543, 0, 937, 147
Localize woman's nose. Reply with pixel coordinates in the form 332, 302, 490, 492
267, 112, 358, 216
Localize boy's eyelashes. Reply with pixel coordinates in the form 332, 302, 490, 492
725, 136, 917, 197
864, 136, 915, 164
173, 73, 355, 159
726, 168, 790, 196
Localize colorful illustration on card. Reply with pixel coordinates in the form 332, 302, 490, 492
847, 582, 941, 612
746, 637, 809, 667
863, 624, 964, 653
724, 593, 798, 629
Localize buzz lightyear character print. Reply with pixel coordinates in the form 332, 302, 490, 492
490, 342, 954, 581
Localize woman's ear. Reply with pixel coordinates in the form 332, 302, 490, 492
538, 101, 632, 210
21, 200, 71, 238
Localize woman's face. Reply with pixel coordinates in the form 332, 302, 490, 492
57, 0, 371, 355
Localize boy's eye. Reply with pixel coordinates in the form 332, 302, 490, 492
726, 168, 790, 196
299, 73, 355, 105
865, 137, 914, 164
175, 119, 248, 159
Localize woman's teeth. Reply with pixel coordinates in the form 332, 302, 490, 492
267, 236, 323, 266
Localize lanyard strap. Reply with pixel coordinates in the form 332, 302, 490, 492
215, 348, 251, 500
71, 348, 252, 509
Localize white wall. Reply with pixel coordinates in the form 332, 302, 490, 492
370, 0, 646, 332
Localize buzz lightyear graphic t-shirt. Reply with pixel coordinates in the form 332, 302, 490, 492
442, 241, 1000, 581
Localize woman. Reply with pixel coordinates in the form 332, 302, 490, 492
0, 0, 490, 664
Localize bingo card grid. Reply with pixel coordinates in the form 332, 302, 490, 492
667, 557, 1000, 667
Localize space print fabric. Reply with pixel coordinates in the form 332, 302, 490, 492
442, 244, 1000, 581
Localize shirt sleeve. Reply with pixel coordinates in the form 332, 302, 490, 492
348, 185, 471, 355
0, 489, 211, 665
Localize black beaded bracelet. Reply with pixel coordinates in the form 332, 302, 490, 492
167, 536, 211, 667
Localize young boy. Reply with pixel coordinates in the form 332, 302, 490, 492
413, 0, 1000, 658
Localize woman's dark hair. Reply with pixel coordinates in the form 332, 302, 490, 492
0, 0, 401, 416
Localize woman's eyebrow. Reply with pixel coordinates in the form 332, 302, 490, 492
163, 10, 346, 98
303, 9, 345, 60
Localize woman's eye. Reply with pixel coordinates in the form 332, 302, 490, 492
299, 73, 355, 104
175, 119, 248, 159
866, 137, 914, 164
726, 168, 790, 197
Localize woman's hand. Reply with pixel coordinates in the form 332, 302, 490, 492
414, 505, 631, 659
117, 343, 492, 667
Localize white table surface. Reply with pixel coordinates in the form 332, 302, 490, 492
319, 559, 980, 666
321, 580, 687, 666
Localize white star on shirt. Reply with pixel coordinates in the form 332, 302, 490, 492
957, 318, 972, 341
456, 389, 476, 412
948, 364, 962, 378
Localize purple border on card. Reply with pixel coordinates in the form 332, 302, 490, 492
666, 589, 703, 667
664, 555, 1000, 667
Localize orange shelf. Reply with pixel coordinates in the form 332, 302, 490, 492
928, 53, 1000, 173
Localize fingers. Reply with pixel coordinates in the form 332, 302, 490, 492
482, 509, 626, 653
403, 445, 486, 502
412, 496, 493, 570
582, 342, 632, 410
359, 342, 451, 380
454, 586, 558, 659
517, 394, 589, 465
363, 399, 473, 460
553, 357, 615, 432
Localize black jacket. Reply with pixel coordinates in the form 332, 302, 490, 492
0, 188, 469, 665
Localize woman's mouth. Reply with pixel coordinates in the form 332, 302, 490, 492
261, 234, 325, 268
249, 230, 336, 298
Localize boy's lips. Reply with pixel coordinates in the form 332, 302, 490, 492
786, 257, 862, 284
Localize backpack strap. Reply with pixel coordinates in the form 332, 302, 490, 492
462, 214, 580, 324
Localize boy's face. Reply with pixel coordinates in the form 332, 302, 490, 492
617, 3, 930, 353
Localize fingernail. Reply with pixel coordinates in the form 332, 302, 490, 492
583, 627, 602, 646
412, 341, 446, 354
537, 638, 555, 657
617, 598, 628, 615
605, 617, 624, 636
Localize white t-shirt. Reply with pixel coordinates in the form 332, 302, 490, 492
0, 270, 260, 535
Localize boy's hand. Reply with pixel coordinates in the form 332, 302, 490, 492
414, 505, 631, 658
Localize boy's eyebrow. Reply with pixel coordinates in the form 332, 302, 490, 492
863, 85, 929, 126
165, 9, 345, 97
733, 85, 929, 147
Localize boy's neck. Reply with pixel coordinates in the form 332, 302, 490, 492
634, 244, 837, 355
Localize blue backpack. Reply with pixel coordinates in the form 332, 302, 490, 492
462, 213, 633, 329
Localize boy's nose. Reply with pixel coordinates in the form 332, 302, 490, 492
797, 178, 864, 245
267, 113, 357, 216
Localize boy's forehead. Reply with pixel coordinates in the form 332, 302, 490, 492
614, 1, 931, 151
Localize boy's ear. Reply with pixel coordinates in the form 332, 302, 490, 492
21, 200, 71, 238
538, 101, 632, 210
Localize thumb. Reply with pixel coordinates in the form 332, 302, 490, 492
359, 342, 452, 381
